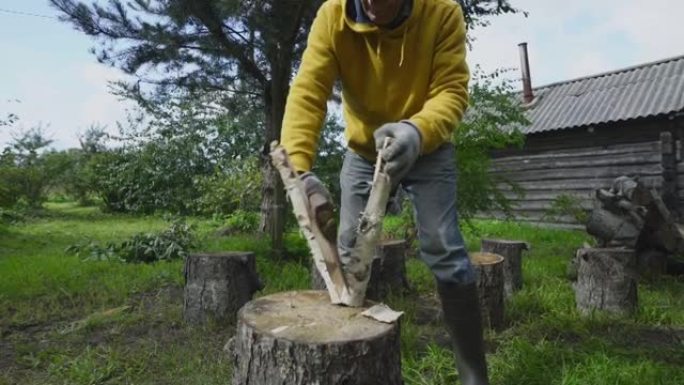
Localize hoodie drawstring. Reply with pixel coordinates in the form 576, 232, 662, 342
399, 27, 407, 67
375, 28, 407, 67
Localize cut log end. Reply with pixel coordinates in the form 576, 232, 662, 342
232, 291, 403, 385
239, 291, 392, 343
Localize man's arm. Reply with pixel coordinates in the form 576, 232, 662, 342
408, 4, 469, 155
281, 4, 339, 172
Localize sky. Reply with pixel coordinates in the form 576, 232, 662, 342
1, 0, 683, 150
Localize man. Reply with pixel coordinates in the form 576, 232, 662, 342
281, 0, 488, 384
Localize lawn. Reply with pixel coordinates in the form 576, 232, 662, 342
1, 202, 682, 384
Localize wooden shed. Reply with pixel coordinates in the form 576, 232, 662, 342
492, 54, 684, 225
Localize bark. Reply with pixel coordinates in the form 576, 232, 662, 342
365, 240, 411, 301
574, 248, 638, 316
260, 77, 289, 259
183, 252, 262, 325
470, 252, 505, 329
481, 239, 528, 298
231, 291, 403, 385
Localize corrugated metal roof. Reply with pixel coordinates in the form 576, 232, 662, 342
521, 55, 684, 134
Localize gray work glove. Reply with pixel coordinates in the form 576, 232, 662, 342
373, 121, 422, 182
299, 172, 337, 244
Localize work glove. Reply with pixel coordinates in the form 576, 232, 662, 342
373, 121, 422, 182
299, 172, 337, 244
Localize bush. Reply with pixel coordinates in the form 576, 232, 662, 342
196, 157, 262, 216
66, 220, 197, 263
543, 194, 589, 224
0, 164, 23, 208
223, 210, 260, 233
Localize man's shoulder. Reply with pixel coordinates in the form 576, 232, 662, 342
422, 0, 462, 14
318, 0, 344, 16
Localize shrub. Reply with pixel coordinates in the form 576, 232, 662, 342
67, 220, 197, 263
196, 157, 262, 216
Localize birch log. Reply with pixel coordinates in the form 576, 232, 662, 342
231, 291, 403, 385
343, 153, 392, 306
270, 141, 392, 307
311, 239, 410, 301
470, 252, 505, 329
270, 144, 350, 304
481, 239, 529, 298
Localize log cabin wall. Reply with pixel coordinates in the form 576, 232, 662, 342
488, 115, 684, 224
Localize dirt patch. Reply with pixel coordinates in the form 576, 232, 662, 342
595, 323, 684, 351
0, 285, 195, 376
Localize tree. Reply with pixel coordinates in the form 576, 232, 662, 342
0, 113, 18, 128
50, 0, 522, 256
2, 126, 58, 208
454, 68, 528, 223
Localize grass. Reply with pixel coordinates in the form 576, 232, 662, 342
1, 202, 683, 384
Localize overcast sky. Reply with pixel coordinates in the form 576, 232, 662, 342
1, 0, 683, 150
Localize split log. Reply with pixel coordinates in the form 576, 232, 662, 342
481, 239, 529, 298
231, 291, 403, 385
183, 252, 262, 325
470, 252, 505, 329
311, 240, 410, 301
574, 248, 638, 316
270, 144, 350, 305
343, 145, 393, 306
270, 142, 392, 306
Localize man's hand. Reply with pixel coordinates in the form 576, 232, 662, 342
300, 172, 337, 244
373, 121, 422, 182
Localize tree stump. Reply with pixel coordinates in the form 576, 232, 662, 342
574, 248, 638, 316
470, 252, 505, 330
232, 291, 403, 385
311, 240, 410, 301
183, 252, 262, 325
481, 239, 528, 298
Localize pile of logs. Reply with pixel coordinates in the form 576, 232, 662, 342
585, 176, 684, 274
574, 175, 684, 315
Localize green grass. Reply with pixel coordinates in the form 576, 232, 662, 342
1, 203, 683, 384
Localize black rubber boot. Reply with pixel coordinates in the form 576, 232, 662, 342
437, 281, 490, 385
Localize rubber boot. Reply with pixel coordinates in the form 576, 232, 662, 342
437, 281, 490, 385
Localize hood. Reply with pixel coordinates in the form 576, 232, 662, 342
342, 0, 423, 37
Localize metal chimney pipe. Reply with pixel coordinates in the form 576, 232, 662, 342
519, 42, 534, 103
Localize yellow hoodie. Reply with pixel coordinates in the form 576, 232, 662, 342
281, 0, 470, 172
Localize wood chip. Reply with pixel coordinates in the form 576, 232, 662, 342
361, 304, 404, 324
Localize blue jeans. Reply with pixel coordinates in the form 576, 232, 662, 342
338, 144, 476, 285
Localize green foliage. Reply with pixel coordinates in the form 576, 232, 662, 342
86, 137, 210, 214
0, 126, 64, 209
0, 153, 23, 208
222, 210, 260, 233
55, 125, 111, 205
544, 194, 590, 224
455, 69, 529, 223
196, 158, 262, 216
66, 220, 197, 263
